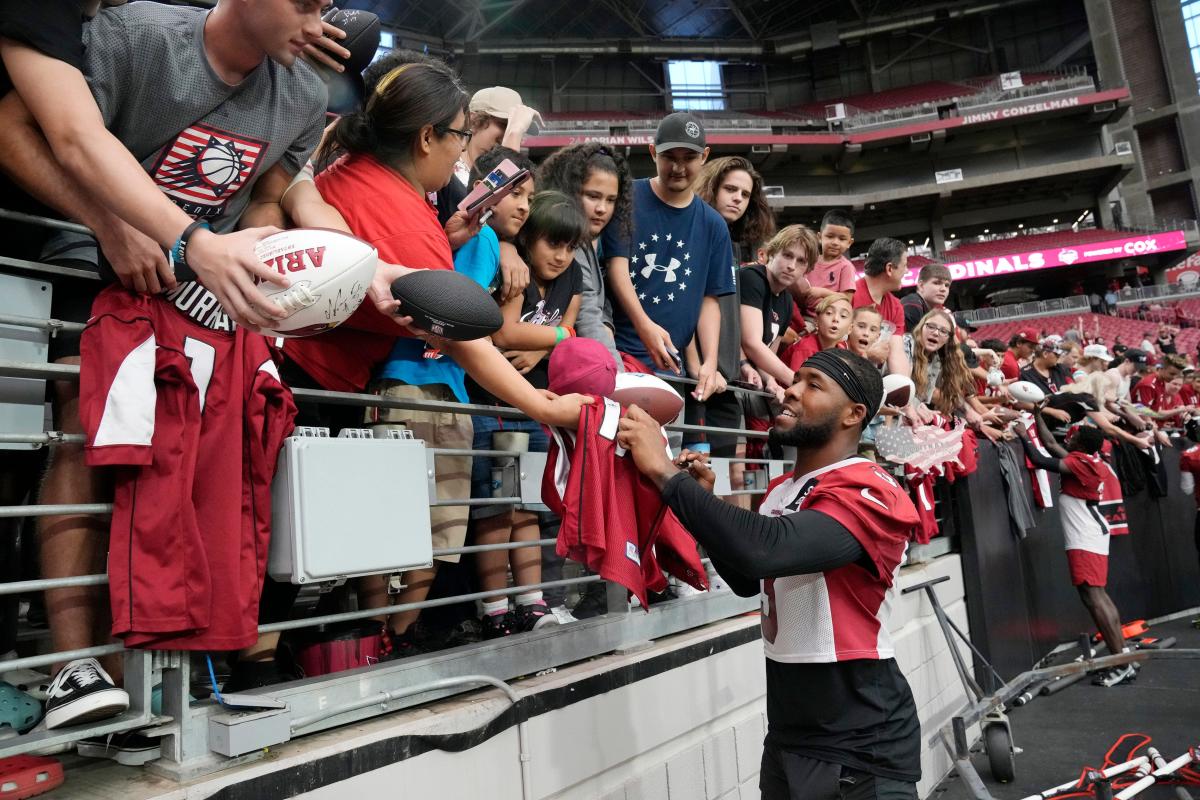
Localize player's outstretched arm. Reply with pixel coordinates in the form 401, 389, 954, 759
618, 406, 866, 578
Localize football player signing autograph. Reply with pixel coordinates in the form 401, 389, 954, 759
618, 349, 923, 800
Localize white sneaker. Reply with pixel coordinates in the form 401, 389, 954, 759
549, 605, 578, 625
44, 658, 129, 730
1092, 663, 1137, 688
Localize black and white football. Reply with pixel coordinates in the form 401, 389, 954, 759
390, 270, 503, 341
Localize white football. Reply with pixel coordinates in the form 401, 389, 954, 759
881, 374, 915, 407
1009, 380, 1046, 404
254, 228, 377, 337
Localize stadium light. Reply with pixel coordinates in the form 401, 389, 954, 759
983, 228, 989, 233
950, 233, 957, 239
1052, 218, 1059, 224
1017, 223, 1025, 229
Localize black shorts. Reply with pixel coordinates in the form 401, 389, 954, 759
760, 747, 917, 800
683, 389, 743, 457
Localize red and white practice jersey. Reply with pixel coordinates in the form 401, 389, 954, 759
81, 286, 295, 650
757, 458, 919, 663
543, 398, 707, 608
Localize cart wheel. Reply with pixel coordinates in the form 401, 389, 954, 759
985, 723, 1016, 783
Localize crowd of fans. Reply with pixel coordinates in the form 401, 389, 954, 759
1, 0, 1199, 768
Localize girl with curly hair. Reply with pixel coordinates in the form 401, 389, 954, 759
536, 143, 633, 369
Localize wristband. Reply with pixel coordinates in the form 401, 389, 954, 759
738, 359, 751, 367
169, 220, 211, 282
554, 326, 567, 344
565, 326, 576, 338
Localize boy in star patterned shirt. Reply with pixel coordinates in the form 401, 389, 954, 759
601, 112, 735, 401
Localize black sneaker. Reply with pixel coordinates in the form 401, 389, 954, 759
440, 619, 483, 648
43, 658, 129, 730
480, 612, 517, 640
76, 731, 162, 765
380, 630, 430, 662
571, 583, 608, 619
1092, 663, 1138, 687
515, 602, 560, 632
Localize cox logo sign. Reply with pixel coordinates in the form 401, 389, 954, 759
1124, 239, 1160, 255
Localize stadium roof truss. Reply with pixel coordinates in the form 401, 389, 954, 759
349, 0, 1045, 57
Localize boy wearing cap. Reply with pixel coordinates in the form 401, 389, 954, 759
601, 112, 735, 403
1002, 329, 1038, 380
1019, 340, 1064, 397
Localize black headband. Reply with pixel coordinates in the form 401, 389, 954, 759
803, 350, 881, 421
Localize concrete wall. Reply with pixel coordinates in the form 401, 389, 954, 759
266, 555, 965, 800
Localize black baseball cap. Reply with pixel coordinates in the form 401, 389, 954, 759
655, 112, 707, 153
1123, 348, 1149, 366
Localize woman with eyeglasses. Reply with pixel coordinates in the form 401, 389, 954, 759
276, 60, 592, 657
904, 309, 1002, 436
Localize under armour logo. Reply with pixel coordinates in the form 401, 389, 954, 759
642, 253, 681, 282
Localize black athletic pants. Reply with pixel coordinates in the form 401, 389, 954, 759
760, 746, 917, 800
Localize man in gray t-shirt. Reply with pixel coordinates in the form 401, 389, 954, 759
0, 0, 328, 725
47, 1, 326, 331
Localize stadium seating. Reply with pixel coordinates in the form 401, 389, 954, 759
974, 308, 1200, 356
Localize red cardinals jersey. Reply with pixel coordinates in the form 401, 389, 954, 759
542, 398, 707, 608
756, 458, 919, 663
1058, 451, 1110, 586
1181, 445, 1200, 508
81, 287, 295, 650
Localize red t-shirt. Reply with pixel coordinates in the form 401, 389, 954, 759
851, 276, 905, 338
81, 287, 295, 650
1180, 444, 1200, 508
542, 398, 707, 608
1131, 374, 1170, 410
283, 154, 454, 392
781, 335, 846, 371
757, 458, 920, 662
1001, 351, 1021, 381
808, 256, 858, 293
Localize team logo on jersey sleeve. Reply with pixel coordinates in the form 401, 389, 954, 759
150, 124, 266, 217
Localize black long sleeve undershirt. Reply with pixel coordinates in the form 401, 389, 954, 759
660, 472, 868, 598
1017, 435, 1065, 473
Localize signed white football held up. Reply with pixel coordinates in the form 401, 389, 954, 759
1008, 380, 1046, 404
254, 228, 377, 337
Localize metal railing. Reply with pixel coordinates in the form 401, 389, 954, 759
1114, 283, 1200, 305
0, 207, 955, 783
967, 295, 1090, 325
0, 208, 787, 776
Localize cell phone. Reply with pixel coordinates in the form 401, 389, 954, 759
668, 349, 684, 372
459, 158, 531, 216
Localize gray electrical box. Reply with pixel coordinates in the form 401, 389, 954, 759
269, 434, 434, 584
208, 707, 291, 757
0, 274, 51, 451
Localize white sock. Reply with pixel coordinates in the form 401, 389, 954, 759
482, 599, 509, 617
516, 591, 544, 607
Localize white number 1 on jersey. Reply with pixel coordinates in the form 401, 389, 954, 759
183, 337, 216, 413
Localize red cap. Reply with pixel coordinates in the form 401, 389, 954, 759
1014, 328, 1039, 344
548, 338, 617, 397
